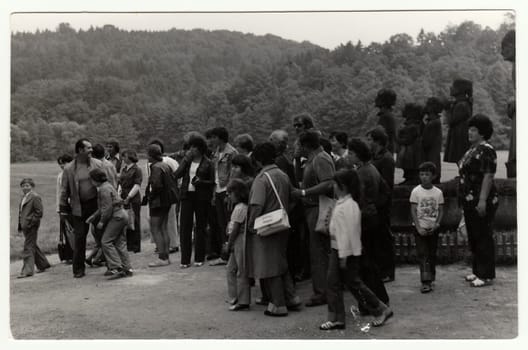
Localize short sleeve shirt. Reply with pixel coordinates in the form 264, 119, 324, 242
302, 147, 335, 206
410, 185, 444, 229
228, 202, 248, 235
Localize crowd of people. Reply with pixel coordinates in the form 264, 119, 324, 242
16, 78, 504, 330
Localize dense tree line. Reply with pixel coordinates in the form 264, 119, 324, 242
11, 18, 515, 162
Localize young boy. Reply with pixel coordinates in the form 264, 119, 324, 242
409, 162, 444, 293
18, 178, 51, 278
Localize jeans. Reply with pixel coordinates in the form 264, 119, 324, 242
101, 212, 131, 271
414, 230, 439, 283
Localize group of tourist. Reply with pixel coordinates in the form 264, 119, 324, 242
15, 29, 514, 331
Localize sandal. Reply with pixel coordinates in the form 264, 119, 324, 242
465, 274, 477, 282
420, 283, 432, 293
319, 321, 345, 330
470, 278, 493, 287
372, 308, 393, 327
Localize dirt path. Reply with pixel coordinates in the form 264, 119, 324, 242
9, 242, 517, 339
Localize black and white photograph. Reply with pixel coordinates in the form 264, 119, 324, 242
2, 0, 524, 345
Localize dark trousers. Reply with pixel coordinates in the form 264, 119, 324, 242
327, 250, 384, 323
260, 272, 299, 313
287, 204, 309, 280
180, 193, 208, 264
150, 207, 170, 260
377, 208, 395, 280
21, 225, 51, 275
59, 215, 74, 260
126, 201, 142, 252
212, 191, 229, 254
360, 214, 390, 304
71, 198, 98, 275
206, 202, 218, 257
414, 230, 439, 283
306, 206, 330, 303
465, 206, 497, 279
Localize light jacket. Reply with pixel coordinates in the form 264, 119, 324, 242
213, 143, 238, 190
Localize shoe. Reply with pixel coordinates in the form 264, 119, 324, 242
286, 302, 303, 311
169, 247, 179, 253
107, 270, 126, 280
85, 258, 93, 267
470, 278, 493, 287
381, 276, 394, 283
36, 267, 50, 273
264, 310, 288, 317
73, 272, 85, 278
92, 260, 105, 268
206, 254, 219, 261
123, 269, 134, 277
180, 264, 191, 269
255, 297, 269, 306
17, 273, 33, 279
319, 321, 345, 330
465, 274, 477, 282
420, 283, 433, 293
194, 262, 204, 267
104, 269, 114, 276
229, 304, 250, 311
372, 307, 393, 327
148, 259, 170, 267
209, 258, 227, 266
305, 299, 326, 307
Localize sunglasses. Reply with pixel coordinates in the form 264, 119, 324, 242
293, 123, 303, 128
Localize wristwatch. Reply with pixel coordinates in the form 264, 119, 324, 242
301, 189, 306, 197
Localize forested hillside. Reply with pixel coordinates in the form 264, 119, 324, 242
11, 19, 515, 161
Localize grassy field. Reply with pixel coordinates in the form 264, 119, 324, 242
9, 152, 509, 260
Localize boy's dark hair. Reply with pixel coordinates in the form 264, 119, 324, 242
148, 139, 165, 154
333, 169, 360, 202
366, 127, 388, 148
298, 130, 320, 150
375, 88, 397, 108
293, 113, 315, 129
106, 140, 120, 153
57, 153, 73, 164
147, 144, 163, 162
234, 133, 254, 153
89, 168, 108, 183
252, 142, 277, 166
425, 97, 445, 115
74, 138, 91, 154
418, 161, 437, 175
320, 138, 332, 156
92, 144, 106, 159
204, 128, 214, 139
210, 127, 229, 143
329, 131, 348, 148
231, 154, 256, 177
20, 178, 35, 187
468, 114, 494, 140
188, 135, 208, 155
451, 79, 473, 98
348, 138, 372, 162
402, 103, 424, 122
227, 178, 249, 204
123, 150, 139, 163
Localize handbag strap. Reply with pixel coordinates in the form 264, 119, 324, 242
263, 172, 285, 210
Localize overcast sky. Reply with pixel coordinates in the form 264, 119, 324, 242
10, 10, 512, 50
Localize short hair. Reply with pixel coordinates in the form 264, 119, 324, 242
292, 113, 314, 129
74, 138, 91, 154
468, 114, 494, 140
106, 140, 120, 153
57, 153, 73, 164
204, 128, 214, 139
147, 144, 163, 161
20, 178, 35, 187
366, 127, 388, 148
209, 127, 229, 143
231, 154, 255, 177
418, 161, 437, 175
402, 103, 424, 122
333, 169, 360, 202
188, 135, 208, 155
425, 97, 445, 115
298, 130, 320, 150
148, 139, 165, 154
348, 138, 372, 162
183, 131, 204, 144
92, 144, 106, 159
227, 178, 249, 204
269, 129, 288, 153
89, 168, 108, 183
123, 149, 139, 163
329, 131, 348, 148
375, 88, 397, 108
252, 142, 277, 166
451, 79, 473, 98
320, 138, 332, 156
234, 133, 254, 153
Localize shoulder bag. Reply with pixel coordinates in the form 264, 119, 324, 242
254, 172, 290, 236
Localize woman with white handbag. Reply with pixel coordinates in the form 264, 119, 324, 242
246, 143, 302, 317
